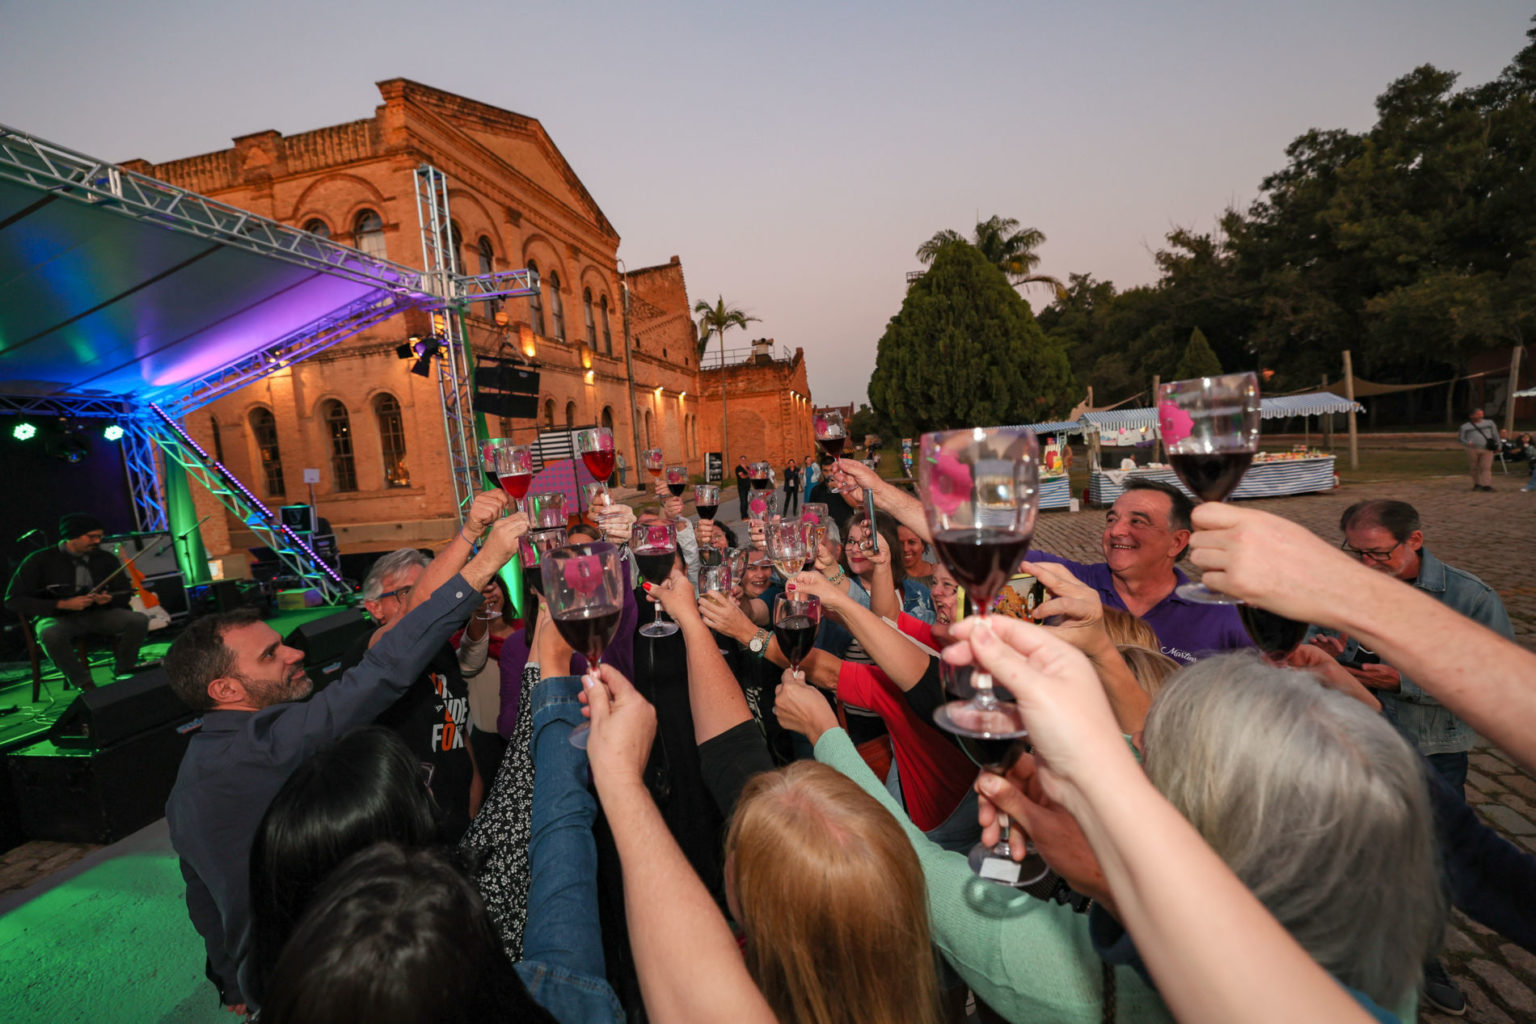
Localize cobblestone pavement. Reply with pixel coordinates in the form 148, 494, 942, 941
1037, 472, 1536, 1023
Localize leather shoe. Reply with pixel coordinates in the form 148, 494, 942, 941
1422, 959, 1467, 1016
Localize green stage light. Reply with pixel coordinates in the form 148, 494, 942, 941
103, 424, 124, 441
12, 422, 36, 441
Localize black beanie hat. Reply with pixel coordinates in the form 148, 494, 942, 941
59, 513, 105, 541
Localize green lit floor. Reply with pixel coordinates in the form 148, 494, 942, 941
0, 818, 226, 1022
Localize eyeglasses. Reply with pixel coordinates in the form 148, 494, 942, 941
1340, 540, 1403, 563
378, 584, 414, 602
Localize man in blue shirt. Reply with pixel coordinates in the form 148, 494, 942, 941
1031, 478, 1252, 664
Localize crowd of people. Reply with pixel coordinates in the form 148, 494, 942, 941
126, 449, 1536, 1023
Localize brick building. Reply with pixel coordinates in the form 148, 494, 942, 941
697, 339, 816, 471
119, 79, 807, 556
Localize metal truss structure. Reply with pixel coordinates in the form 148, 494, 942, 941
1, 126, 541, 599
145, 404, 349, 602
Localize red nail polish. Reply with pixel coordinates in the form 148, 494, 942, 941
642, 582, 652, 591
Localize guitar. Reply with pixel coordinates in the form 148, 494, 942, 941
116, 544, 173, 631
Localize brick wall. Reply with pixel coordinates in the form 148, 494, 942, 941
697, 348, 815, 469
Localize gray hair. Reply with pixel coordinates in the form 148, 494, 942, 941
1142, 652, 1443, 1008
362, 548, 431, 602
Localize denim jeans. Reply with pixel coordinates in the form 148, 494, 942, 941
514, 674, 625, 1024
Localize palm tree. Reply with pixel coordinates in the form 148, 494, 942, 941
694, 296, 761, 469
916, 215, 1066, 299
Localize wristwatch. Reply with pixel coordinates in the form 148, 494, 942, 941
747, 628, 771, 656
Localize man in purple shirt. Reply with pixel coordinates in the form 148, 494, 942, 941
1031, 478, 1251, 664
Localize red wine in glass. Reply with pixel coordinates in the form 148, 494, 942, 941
1168, 452, 1255, 503
498, 473, 532, 501
817, 435, 846, 459
696, 503, 718, 520
667, 481, 686, 497
634, 547, 677, 587
1238, 604, 1310, 657
553, 604, 622, 665
583, 448, 616, 483
773, 614, 818, 667
932, 529, 1032, 609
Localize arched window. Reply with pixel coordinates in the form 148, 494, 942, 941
439, 220, 465, 273
543, 398, 555, 428
302, 218, 331, 239
548, 272, 565, 341
527, 259, 545, 336
353, 210, 385, 260
210, 414, 225, 464
477, 236, 499, 318
374, 393, 409, 488
250, 407, 285, 497
583, 288, 597, 347
601, 406, 615, 434
599, 295, 612, 355
322, 399, 358, 492
565, 401, 577, 429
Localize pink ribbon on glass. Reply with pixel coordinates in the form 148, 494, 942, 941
563, 555, 604, 596
1157, 401, 1195, 447
928, 449, 972, 516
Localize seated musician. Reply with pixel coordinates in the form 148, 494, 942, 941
4, 513, 149, 689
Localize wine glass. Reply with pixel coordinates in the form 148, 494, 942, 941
943, 661, 1050, 887
519, 527, 569, 598
632, 521, 680, 638
1156, 371, 1261, 604
918, 426, 1039, 739
694, 483, 720, 522
541, 542, 625, 749
815, 412, 847, 492
526, 492, 566, 532
481, 439, 533, 510
575, 427, 617, 485
773, 594, 822, 675
745, 488, 778, 525
665, 465, 688, 497
749, 461, 771, 490
643, 447, 664, 480
698, 563, 732, 599
766, 520, 811, 581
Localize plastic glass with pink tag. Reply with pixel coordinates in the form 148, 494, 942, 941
541, 542, 625, 749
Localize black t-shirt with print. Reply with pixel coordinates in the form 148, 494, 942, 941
341, 633, 475, 841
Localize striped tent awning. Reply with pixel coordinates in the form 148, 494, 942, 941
1020, 420, 1085, 435
1259, 392, 1364, 418
1081, 408, 1159, 432
1516, 387, 1536, 399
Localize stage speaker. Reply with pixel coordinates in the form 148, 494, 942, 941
47, 666, 194, 750
280, 505, 318, 533
285, 608, 374, 691
7, 721, 196, 843
143, 570, 188, 619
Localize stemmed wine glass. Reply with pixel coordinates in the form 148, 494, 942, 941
526, 492, 565, 532
698, 563, 732, 599
815, 412, 847, 492
944, 661, 1051, 887
632, 521, 680, 637
542, 542, 625, 749
749, 461, 771, 490
773, 595, 822, 676
575, 427, 617, 485
481, 439, 534, 510
1156, 371, 1261, 604
694, 484, 720, 522
766, 520, 811, 581
918, 426, 1039, 738
643, 447, 664, 481
665, 465, 688, 497
520, 527, 568, 598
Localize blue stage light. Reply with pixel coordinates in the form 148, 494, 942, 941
13, 422, 37, 441
103, 424, 125, 441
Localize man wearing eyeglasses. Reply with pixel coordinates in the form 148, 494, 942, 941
1315, 499, 1512, 793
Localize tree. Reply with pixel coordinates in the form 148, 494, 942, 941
848, 403, 883, 446
1174, 328, 1224, 379
869, 241, 1076, 435
693, 296, 760, 466
917, 215, 1066, 298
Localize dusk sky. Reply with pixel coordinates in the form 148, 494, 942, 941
2, 1, 1529, 407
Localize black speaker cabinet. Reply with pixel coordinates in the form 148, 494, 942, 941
6, 722, 195, 844
285, 608, 373, 691
47, 667, 194, 750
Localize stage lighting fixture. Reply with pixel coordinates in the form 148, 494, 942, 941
409, 336, 444, 378
103, 424, 124, 441
12, 422, 37, 441
51, 431, 90, 464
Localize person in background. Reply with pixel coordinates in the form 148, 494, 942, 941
457, 573, 518, 790
802, 454, 820, 509
897, 523, 936, 585
782, 459, 801, 516
1519, 432, 1536, 492
4, 513, 149, 689
614, 450, 628, 487
734, 456, 751, 517
1458, 407, 1499, 492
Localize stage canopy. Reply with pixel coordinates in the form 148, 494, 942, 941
0, 124, 441, 415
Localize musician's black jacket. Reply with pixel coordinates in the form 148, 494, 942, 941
4, 544, 133, 619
